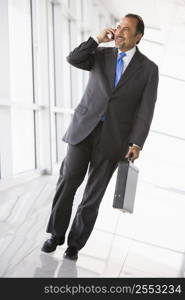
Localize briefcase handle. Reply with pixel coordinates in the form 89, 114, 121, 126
127, 157, 134, 164
126, 157, 139, 173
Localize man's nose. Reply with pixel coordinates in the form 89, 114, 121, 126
116, 28, 124, 35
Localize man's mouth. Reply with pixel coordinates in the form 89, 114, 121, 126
115, 37, 124, 42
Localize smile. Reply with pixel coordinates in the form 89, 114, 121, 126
116, 37, 124, 41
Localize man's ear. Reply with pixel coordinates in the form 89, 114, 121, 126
136, 33, 143, 44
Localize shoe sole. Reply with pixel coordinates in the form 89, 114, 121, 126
41, 243, 57, 253
63, 253, 78, 261
41, 248, 56, 253
41, 240, 65, 253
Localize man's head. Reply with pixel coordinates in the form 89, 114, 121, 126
114, 14, 144, 51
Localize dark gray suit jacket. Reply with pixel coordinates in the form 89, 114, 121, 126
63, 37, 159, 162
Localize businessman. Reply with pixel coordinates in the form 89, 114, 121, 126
41, 14, 159, 260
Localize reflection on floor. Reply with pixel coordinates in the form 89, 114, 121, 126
0, 161, 185, 278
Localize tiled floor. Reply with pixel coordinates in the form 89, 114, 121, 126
0, 156, 185, 278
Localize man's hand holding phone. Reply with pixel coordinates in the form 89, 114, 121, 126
97, 28, 115, 43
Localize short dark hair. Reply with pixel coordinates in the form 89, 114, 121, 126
125, 13, 145, 44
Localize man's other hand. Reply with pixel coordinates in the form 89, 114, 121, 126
125, 145, 140, 162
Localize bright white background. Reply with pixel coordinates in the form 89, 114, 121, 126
0, 0, 185, 277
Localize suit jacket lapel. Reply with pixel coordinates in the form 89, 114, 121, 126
114, 47, 145, 89
104, 47, 118, 91
104, 46, 146, 92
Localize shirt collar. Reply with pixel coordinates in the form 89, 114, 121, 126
118, 46, 136, 58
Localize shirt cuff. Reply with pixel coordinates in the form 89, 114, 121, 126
129, 143, 141, 150
91, 36, 100, 44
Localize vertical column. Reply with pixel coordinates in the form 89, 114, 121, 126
0, 0, 13, 180
34, 0, 54, 174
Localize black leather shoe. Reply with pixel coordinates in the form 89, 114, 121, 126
63, 246, 78, 260
41, 235, 65, 253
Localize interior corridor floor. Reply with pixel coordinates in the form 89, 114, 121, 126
0, 154, 185, 278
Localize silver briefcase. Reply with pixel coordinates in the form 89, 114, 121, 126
113, 159, 139, 213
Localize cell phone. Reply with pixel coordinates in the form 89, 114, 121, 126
107, 32, 114, 40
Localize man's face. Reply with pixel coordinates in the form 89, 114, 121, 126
114, 17, 142, 51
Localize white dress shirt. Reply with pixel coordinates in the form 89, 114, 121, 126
118, 47, 136, 74
92, 35, 136, 73
91, 36, 140, 150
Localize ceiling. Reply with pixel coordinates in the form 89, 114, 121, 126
100, 0, 185, 29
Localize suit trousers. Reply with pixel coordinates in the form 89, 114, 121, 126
46, 121, 118, 250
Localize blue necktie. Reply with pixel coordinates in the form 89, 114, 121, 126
100, 51, 126, 121
114, 51, 126, 87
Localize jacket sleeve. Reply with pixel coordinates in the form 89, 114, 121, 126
128, 64, 159, 149
66, 37, 99, 71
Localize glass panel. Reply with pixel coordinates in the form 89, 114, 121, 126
11, 107, 35, 174
9, 0, 34, 104
53, 7, 71, 108
69, 22, 85, 109
55, 113, 72, 163
62, 0, 69, 7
